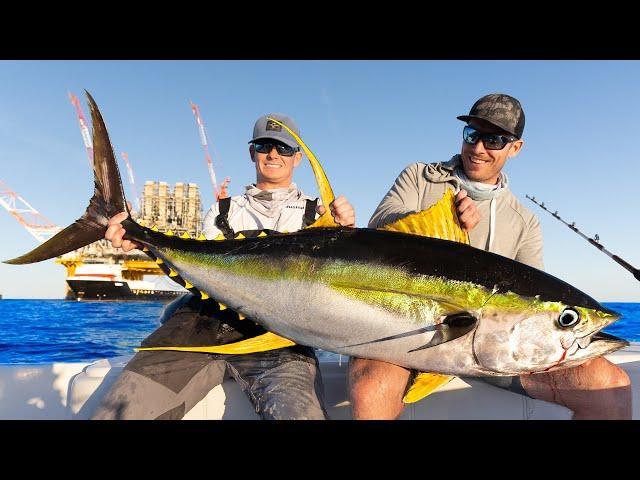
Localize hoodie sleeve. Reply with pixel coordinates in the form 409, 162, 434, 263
514, 215, 545, 271
368, 163, 423, 228
202, 202, 222, 240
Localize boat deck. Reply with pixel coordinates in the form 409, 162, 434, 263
1, 343, 639, 420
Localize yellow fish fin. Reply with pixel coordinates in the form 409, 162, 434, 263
381, 189, 469, 245
266, 116, 338, 228
135, 331, 296, 355
402, 372, 455, 404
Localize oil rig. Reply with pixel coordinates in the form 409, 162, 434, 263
0, 94, 229, 301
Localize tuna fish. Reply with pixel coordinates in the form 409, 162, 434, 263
4, 92, 627, 385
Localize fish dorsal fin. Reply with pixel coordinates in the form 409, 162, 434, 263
135, 332, 296, 355
403, 372, 454, 404
381, 189, 469, 245
266, 117, 338, 228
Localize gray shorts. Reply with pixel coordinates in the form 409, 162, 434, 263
91, 295, 327, 420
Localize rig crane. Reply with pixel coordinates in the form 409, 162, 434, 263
68, 92, 94, 167
0, 180, 61, 243
190, 101, 230, 201
120, 152, 141, 212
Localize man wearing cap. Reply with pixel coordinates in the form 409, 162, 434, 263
348, 93, 631, 420
92, 113, 355, 420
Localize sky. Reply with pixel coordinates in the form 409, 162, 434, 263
0, 60, 638, 302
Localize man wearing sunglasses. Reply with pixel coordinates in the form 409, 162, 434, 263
93, 113, 355, 420
348, 93, 631, 420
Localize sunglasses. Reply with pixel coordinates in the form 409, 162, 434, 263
463, 125, 517, 150
252, 141, 299, 157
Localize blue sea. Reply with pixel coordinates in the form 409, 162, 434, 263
0, 299, 638, 364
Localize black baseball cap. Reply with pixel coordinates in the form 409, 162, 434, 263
457, 93, 525, 139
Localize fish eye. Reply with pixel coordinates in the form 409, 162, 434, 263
558, 308, 581, 328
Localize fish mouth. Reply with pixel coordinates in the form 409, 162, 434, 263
563, 330, 629, 367
586, 331, 629, 352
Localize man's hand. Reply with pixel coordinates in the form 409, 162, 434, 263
105, 212, 142, 252
317, 195, 356, 227
456, 190, 481, 232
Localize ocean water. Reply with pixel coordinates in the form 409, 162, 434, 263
0, 299, 638, 364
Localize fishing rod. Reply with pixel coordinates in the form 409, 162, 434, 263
526, 195, 640, 282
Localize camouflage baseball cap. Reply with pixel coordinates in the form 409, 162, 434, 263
457, 93, 525, 139
249, 113, 300, 149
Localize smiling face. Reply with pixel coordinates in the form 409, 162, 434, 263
460, 119, 524, 184
250, 141, 303, 190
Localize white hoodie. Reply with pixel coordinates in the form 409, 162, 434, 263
202, 183, 319, 238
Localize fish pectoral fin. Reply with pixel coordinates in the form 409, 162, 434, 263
408, 311, 477, 352
402, 372, 455, 404
135, 331, 296, 355
379, 190, 469, 245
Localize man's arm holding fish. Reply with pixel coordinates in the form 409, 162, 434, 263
105, 211, 139, 252
368, 163, 480, 232
368, 163, 423, 228
317, 195, 356, 227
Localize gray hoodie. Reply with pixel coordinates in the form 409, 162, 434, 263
368, 155, 544, 270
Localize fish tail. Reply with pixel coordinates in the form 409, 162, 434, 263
4, 91, 130, 265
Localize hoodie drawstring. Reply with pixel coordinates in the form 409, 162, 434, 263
488, 197, 496, 252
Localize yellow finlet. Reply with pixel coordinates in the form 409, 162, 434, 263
381, 189, 469, 245
155, 258, 164, 265
184, 280, 194, 290
219, 303, 228, 311
151, 225, 159, 232
168, 269, 179, 277
238, 313, 246, 320
402, 372, 454, 404
165, 230, 174, 236
197, 233, 207, 241
214, 233, 225, 241
137, 220, 146, 227
180, 231, 191, 239
266, 117, 338, 228
200, 292, 210, 300
142, 246, 149, 252
136, 331, 296, 355
235, 233, 246, 240
258, 231, 268, 237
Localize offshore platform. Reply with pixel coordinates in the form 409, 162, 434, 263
0, 94, 230, 301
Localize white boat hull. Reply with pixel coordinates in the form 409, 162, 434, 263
2, 343, 639, 420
